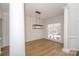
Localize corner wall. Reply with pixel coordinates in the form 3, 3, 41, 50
25, 16, 44, 42
42, 15, 64, 43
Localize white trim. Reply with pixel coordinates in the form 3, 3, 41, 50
70, 48, 79, 51
50, 39, 63, 44
63, 48, 78, 53
62, 48, 71, 53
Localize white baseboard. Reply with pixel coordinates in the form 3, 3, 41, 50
62, 48, 78, 53
62, 48, 71, 53
26, 38, 44, 42
70, 48, 79, 51
49, 39, 63, 44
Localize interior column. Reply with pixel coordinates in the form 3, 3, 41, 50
9, 3, 25, 56
63, 5, 69, 52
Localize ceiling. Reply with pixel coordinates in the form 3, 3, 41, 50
0, 3, 9, 12
25, 3, 66, 20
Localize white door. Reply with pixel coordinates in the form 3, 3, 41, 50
66, 4, 79, 50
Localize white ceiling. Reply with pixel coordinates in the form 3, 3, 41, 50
25, 3, 66, 19
0, 3, 9, 12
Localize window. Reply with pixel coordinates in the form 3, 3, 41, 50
47, 23, 61, 41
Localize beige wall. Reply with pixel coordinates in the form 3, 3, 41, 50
0, 18, 2, 54
2, 12, 9, 47
0, 9, 9, 47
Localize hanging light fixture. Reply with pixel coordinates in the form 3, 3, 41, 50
32, 11, 43, 29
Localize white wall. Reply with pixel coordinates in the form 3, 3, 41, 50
10, 3, 25, 55
68, 4, 79, 50
25, 15, 64, 42
42, 15, 64, 43
64, 3, 79, 52
25, 16, 44, 42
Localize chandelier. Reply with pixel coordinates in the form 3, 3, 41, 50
32, 11, 43, 29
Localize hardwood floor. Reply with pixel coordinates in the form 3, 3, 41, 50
1, 39, 74, 56
26, 39, 72, 56
1, 46, 9, 56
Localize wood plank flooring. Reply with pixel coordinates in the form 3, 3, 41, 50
0, 46, 9, 56
26, 39, 71, 56
1, 39, 74, 56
